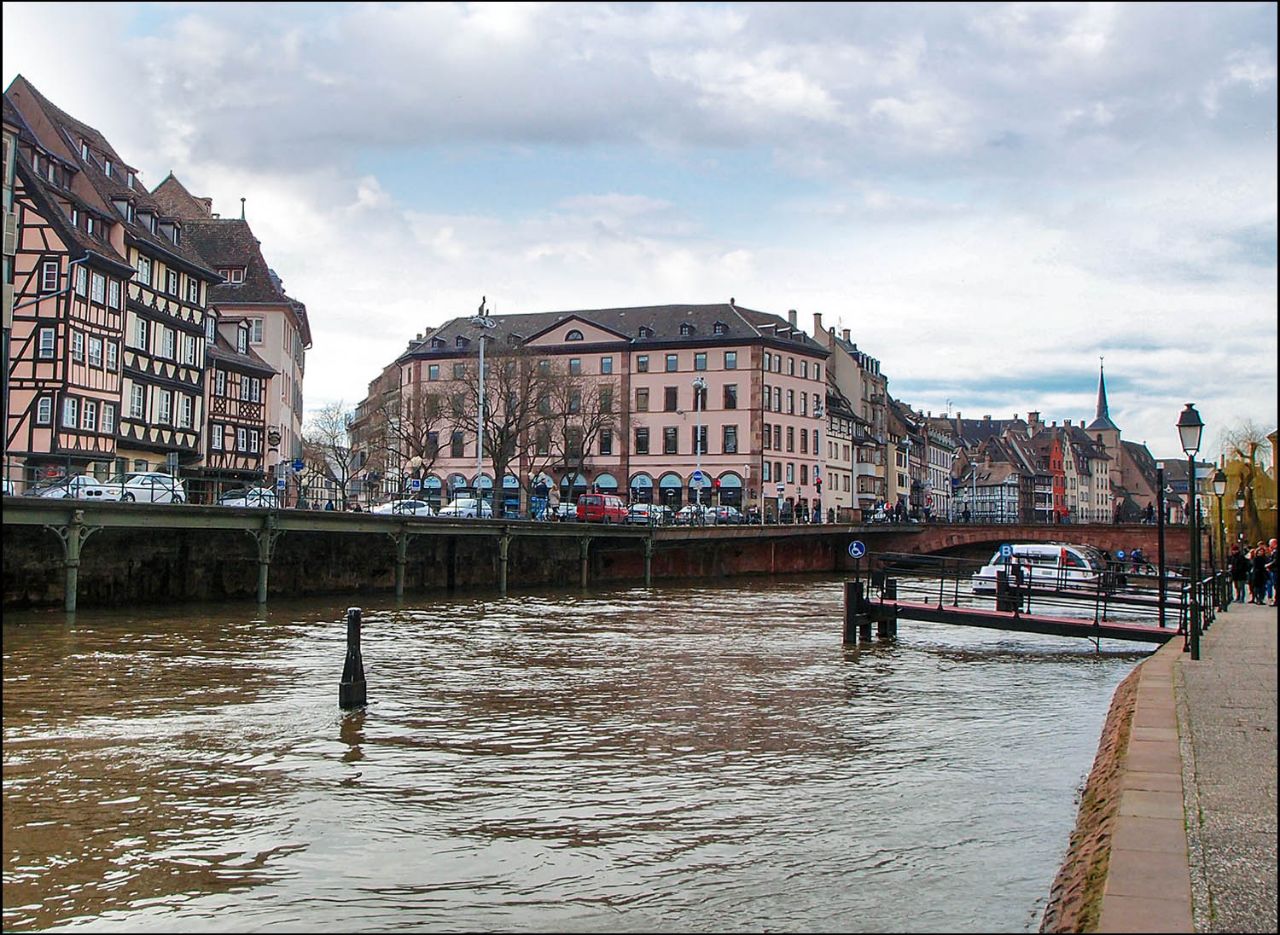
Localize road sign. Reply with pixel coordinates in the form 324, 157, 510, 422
848, 540, 866, 559
409, 478, 421, 491
775, 482, 785, 495
1000, 543, 1013, 559
692, 470, 704, 483
276, 477, 286, 489
293, 458, 304, 472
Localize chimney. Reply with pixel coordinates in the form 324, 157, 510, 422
240, 197, 246, 220
1065, 419, 1072, 427
983, 415, 991, 422
842, 328, 851, 342
728, 297, 735, 309
813, 311, 823, 336
788, 309, 797, 328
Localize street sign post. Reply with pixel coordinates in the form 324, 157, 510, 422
848, 539, 866, 586
409, 478, 421, 491
293, 458, 304, 473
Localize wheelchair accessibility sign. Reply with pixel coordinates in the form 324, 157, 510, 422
848, 540, 866, 559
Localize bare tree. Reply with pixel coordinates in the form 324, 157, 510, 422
542, 362, 621, 504
373, 381, 450, 494
1220, 420, 1275, 544
304, 401, 362, 507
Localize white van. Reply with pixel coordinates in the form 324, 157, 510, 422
971, 542, 1107, 593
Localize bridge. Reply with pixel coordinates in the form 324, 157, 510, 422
1, 497, 1196, 611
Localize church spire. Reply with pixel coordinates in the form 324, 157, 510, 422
1086, 357, 1119, 432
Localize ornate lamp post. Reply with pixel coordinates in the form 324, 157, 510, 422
1176, 403, 1204, 659
692, 376, 707, 514
470, 297, 496, 506
1212, 467, 1228, 609
1234, 484, 1246, 545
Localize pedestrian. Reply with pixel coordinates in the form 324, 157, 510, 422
1228, 544, 1249, 604
1144, 502, 1155, 525
1267, 538, 1278, 606
324, 499, 335, 511
1249, 542, 1268, 604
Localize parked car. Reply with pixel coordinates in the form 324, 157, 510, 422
575, 493, 628, 524
111, 472, 187, 504
709, 505, 745, 525
437, 497, 493, 519
23, 474, 120, 501
626, 503, 672, 526
551, 502, 577, 522
217, 487, 279, 508
674, 503, 713, 526
372, 499, 435, 517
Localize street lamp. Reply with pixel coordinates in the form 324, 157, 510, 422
470, 297, 496, 506
1212, 468, 1227, 600
1234, 483, 1246, 545
1176, 403, 1203, 660
692, 376, 707, 512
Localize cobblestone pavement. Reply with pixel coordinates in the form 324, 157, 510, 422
1176, 600, 1278, 934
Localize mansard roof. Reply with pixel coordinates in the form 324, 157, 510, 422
400, 302, 830, 361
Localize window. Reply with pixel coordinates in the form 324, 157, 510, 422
63, 397, 78, 428
109, 280, 121, 308
663, 427, 679, 455
723, 424, 738, 454
764, 352, 772, 371
801, 392, 808, 417
800, 429, 808, 454
211, 424, 223, 450
724, 351, 737, 370
535, 431, 550, 456
249, 318, 263, 344
773, 387, 781, 411
249, 429, 260, 453
101, 403, 115, 434
88, 336, 103, 368
815, 364, 821, 381
714, 321, 727, 335
91, 272, 105, 304
600, 387, 613, 413
157, 390, 171, 424
763, 461, 771, 482
237, 329, 247, 354
665, 354, 678, 372
694, 352, 706, 371
788, 357, 795, 376
428, 364, 440, 381
638, 326, 653, 338
569, 358, 581, 375
664, 387, 678, 412
71, 331, 84, 362
240, 376, 251, 401
801, 361, 809, 379
801, 465, 809, 485
454, 335, 469, 348
162, 328, 175, 359
178, 395, 193, 428
182, 335, 197, 365
75, 266, 88, 296
636, 355, 649, 373
251, 377, 261, 402
723, 384, 737, 409
206, 315, 217, 343
565, 329, 583, 341
166, 269, 179, 295
635, 427, 650, 455
136, 255, 151, 286
786, 389, 794, 414
600, 430, 613, 456
601, 357, 613, 375
236, 427, 247, 451
82, 400, 97, 431
453, 362, 466, 379
187, 278, 199, 304
36, 397, 52, 425
215, 370, 226, 396
787, 426, 795, 452
635, 388, 649, 412
763, 384, 771, 411
130, 385, 144, 419
538, 359, 550, 374
786, 463, 795, 483
426, 432, 440, 458
568, 391, 581, 413
39, 328, 56, 359
450, 431, 465, 458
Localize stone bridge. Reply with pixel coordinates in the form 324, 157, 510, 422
860, 522, 1196, 566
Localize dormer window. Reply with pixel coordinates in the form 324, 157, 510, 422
680, 322, 695, 336
565, 329, 584, 341
506, 333, 521, 345
104, 159, 112, 178
713, 321, 727, 335
431, 337, 445, 349
455, 335, 470, 348
638, 326, 653, 338
237, 327, 248, 355
219, 267, 245, 284
112, 198, 131, 220
80, 141, 90, 161
137, 210, 154, 233
205, 314, 217, 343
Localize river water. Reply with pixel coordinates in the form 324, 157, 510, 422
2, 574, 1147, 933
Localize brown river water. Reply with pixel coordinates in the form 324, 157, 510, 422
2, 573, 1148, 932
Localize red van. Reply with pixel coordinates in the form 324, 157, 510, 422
575, 493, 628, 524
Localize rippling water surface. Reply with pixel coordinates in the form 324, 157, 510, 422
2, 575, 1147, 932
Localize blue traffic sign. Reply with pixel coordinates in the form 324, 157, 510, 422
1000, 543, 1014, 559
848, 540, 866, 559
293, 458, 304, 472
276, 478, 286, 489
692, 470, 704, 482
409, 478, 422, 491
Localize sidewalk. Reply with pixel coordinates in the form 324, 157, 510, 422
1098, 599, 1277, 934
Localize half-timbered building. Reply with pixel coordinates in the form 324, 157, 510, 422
200, 314, 274, 498
5, 77, 221, 482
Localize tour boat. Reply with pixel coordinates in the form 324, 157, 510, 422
970, 543, 1109, 594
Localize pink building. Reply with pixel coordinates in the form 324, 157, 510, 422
389, 302, 831, 519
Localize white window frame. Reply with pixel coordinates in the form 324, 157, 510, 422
71, 331, 84, 362
90, 272, 105, 304
236, 427, 247, 451
109, 279, 121, 308
88, 336, 103, 368
215, 370, 226, 396
136, 255, 151, 286
178, 395, 193, 428
38, 328, 56, 359
161, 327, 175, 359
62, 397, 78, 428
101, 403, 115, 434
133, 318, 147, 349
156, 390, 172, 424
211, 424, 223, 450
41, 260, 59, 292
187, 278, 199, 303
75, 265, 88, 296
81, 400, 97, 431
166, 269, 179, 295
130, 384, 145, 419
249, 317, 264, 344
106, 341, 118, 371
36, 397, 52, 425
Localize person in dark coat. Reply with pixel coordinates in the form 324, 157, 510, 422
1228, 545, 1249, 604
1249, 542, 1269, 603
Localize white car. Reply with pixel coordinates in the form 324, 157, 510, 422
372, 499, 435, 517
437, 497, 493, 519
112, 472, 187, 504
23, 474, 120, 501
218, 487, 278, 508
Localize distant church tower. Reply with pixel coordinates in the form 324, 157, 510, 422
1086, 360, 1123, 490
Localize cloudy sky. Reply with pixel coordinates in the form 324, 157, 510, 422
5, 1, 1276, 459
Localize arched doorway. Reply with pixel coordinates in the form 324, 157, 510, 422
629, 473, 654, 504
593, 472, 618, 494
716, 472, 743, 508
658, 472, 684, 509
446, 473, 469, 503
423, 474, 443, 510
472, 473, 493, 505
560, 472, 588, 504
501, 474, 520, 514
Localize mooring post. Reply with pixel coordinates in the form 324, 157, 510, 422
843, 580, 863, 644
579, 536, 591, 589
391, 529, 410, 600
644, 535, 654, 588
339, 606, 367, 710
498, 532, 511, 595
246, 513, 281, 604
46, 510, 100, 614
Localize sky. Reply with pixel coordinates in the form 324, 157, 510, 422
4, 1, 1276, 461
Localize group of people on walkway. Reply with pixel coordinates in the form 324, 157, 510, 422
1228, 537, 1277, 606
